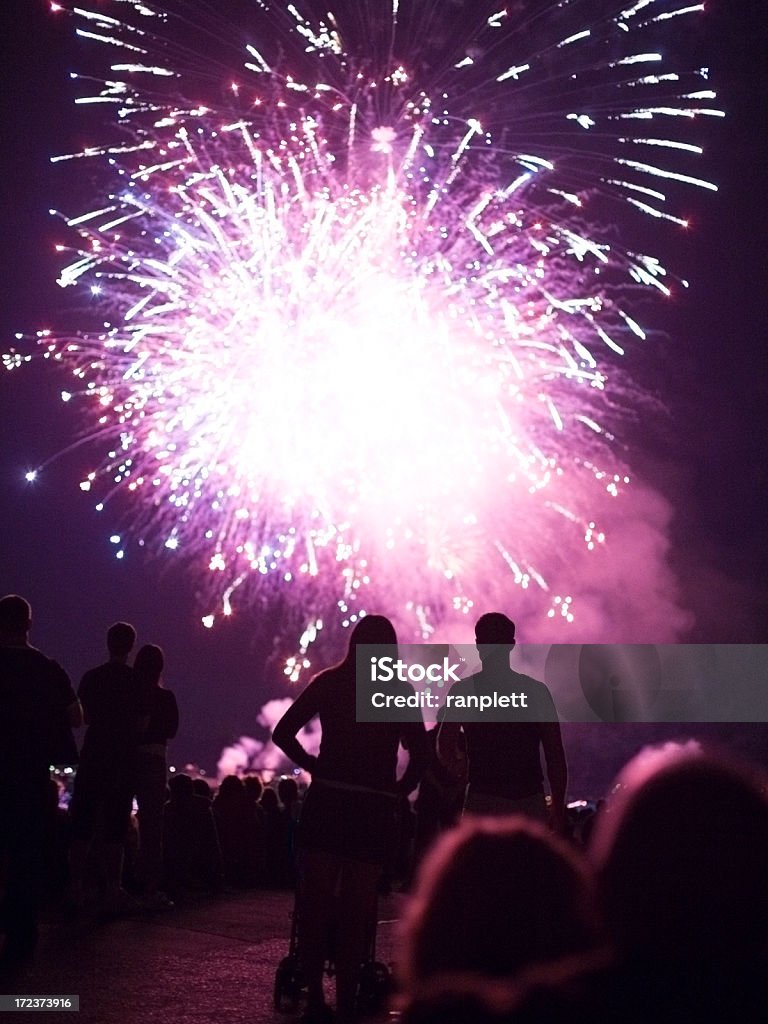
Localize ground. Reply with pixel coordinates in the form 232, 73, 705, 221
2, 890, 404, 1023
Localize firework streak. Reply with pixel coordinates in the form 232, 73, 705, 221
6, 1, 722, 675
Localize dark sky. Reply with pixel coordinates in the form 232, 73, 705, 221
1, 1, 766, 784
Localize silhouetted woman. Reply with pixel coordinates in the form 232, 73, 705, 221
133, 643, 178, 905
272, 615, 427, 1024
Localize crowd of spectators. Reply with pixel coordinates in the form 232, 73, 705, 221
30, 770, 310, 910
18, 744, 767, 1024
3, 595, 767, 1024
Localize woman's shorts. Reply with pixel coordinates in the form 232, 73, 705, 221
297, 781, 399, 865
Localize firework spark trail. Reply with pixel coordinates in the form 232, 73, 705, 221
7, 1, 721, 674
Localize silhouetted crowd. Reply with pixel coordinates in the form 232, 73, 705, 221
20, 770, 303, 903
397, 749, 768, 1024
0, 595, 307, 936
3, 596, 768, 1024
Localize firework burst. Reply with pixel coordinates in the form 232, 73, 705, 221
6, 1, 721, 673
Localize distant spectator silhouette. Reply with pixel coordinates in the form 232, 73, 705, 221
243, 773, 265, 807
277, 775, 301, 886
243, 775, 268, 876
277, 775, 301, 817
133, 643, 178, 907
400, 816, 598, 1001
192, 777, 213, 801
411, 725, 465, 875
259, 786, 284, 887
438, 612, 567, 830
0, 594, 81, 964
272, 615, 428, 1024
212, 775, 263, 888
260, 785, 279, 813
163, 773, 222, 898
68, 621, 148, 915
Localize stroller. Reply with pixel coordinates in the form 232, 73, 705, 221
273, 889, 392, 1016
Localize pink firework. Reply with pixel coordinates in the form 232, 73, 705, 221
6, 1, 721, 671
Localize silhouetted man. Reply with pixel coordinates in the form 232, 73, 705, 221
68, 621, 148, 914
0, 594, 81, 963
437, 612, 567, 831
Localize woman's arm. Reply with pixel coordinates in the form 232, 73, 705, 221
271, 677, 323, 774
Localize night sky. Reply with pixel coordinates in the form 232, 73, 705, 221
1, 1, 766, 787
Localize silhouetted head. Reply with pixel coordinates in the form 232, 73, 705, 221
168, 772, 194, 801
107, 621, 136, 659
592, 746, 768, 964
346, 614, 397, 652
260, 787, 279, 812
401, 816, 598, 989
0, 594, 32, 642
216, 774, 244, 802
278, 776, 299, 805
475, 612, 515, 666
341, 614, 397, 669
134, 643, 164, 686
475, 612, 516, 645
243, 775, 264, 802
192, 777, 213, 800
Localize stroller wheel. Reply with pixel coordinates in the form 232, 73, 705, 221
273, 954, 305, 1011
356, 960, 392, 1016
